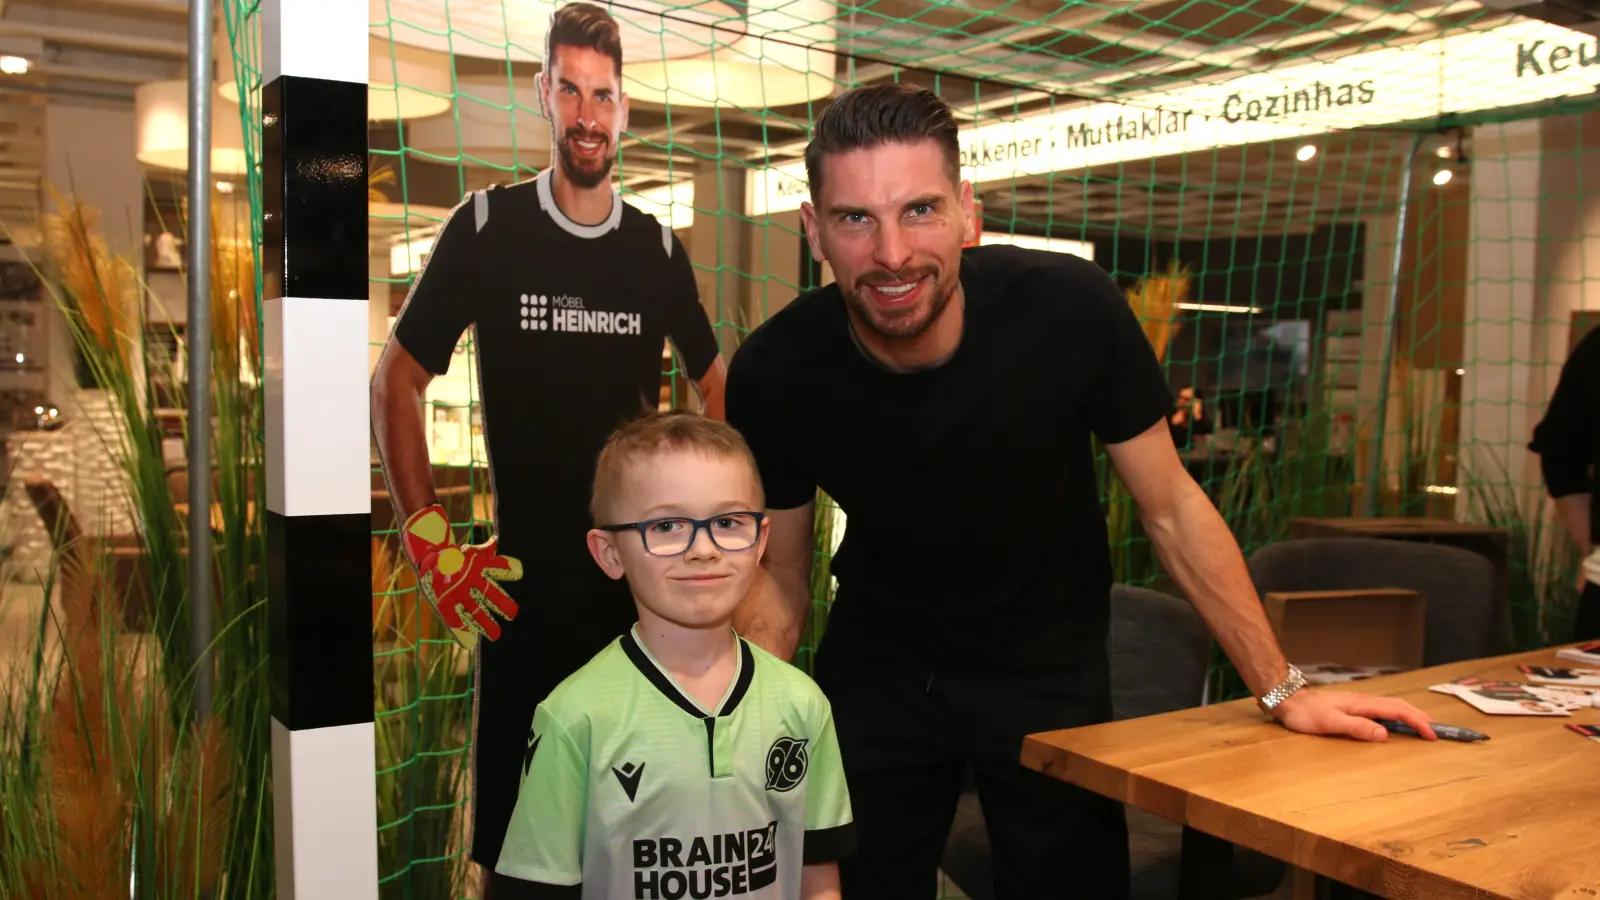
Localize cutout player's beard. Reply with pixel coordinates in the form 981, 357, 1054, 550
556, 126, 614, 189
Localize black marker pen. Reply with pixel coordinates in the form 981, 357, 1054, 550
1374, 718, 1488, 743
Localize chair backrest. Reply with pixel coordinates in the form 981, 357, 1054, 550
24, 473, 83, 548
1247, 537, 1497, 666
1108, 584, 1211, 721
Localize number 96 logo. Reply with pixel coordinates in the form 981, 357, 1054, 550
765, 737, 809, 792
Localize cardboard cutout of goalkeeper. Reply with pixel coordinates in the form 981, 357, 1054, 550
369, 0, 726, 872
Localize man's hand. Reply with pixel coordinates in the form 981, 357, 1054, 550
1272, 689, 1437, 742
402, 504, 524, 648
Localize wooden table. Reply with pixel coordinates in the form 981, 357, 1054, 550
1021, 647, 1600, 900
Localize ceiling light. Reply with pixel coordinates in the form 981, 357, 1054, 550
1177, 303, 1264, 314
0, 56, 29, 75
1432, 168, 1453, 186
1435, 145, 1453, 158
135, 80, 249, 175
1296, 144, 1317, 161
220, 37, 453, 122
215, 180, 235, 193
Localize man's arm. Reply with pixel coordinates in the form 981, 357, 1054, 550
371, 340, 440, 522
1105, 420, 1436, 742
800, 863, 841, 900
661, 228, 726, 419
733, 502, 815, 661
693, 355, 728, 421
1530, 333, 1597, 557
1559, 495, 1595, 558
373, 193, 481, 522
1556, 494, 1595, 558
1103, 423, 1284, 697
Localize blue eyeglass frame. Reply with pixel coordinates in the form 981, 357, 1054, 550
599, 511, 767, 557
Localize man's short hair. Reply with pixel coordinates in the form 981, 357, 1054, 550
591, 410, 765, 524
804, 83, 962, 201
546, 1, 623, 78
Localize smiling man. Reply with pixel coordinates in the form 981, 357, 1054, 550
723, 82, 1436, 899
370, 2, 726, 886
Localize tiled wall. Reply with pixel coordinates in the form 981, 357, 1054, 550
2, 389, 136, 583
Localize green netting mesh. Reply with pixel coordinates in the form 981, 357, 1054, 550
220, 1, 1596, 896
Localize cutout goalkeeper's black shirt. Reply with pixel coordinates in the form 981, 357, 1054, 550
393, 171, 721, 563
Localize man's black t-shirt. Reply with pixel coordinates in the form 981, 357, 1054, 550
394, 171, 721, 565
725, 245, 1174, 673
1530, 324, 1599, 547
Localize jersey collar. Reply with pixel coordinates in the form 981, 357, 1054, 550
535, 168, 623, 238
622, 625, 754, 720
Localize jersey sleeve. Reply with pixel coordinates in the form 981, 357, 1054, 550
391, 194, 481, 377
494, 703, 589, 893
726, 340, 817, 510
801, 692, 855, 865
1529, 327, 1598, 499
662, 227, 722, 382
1079, 264, 1175, 444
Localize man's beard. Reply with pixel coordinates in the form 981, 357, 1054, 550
847, 265, 955, 342
555, 127, 614, 189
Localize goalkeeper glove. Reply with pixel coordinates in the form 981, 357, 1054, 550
401, 503, 523, 648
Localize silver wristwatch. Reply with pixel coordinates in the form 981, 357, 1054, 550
1257, 664, 1307, 714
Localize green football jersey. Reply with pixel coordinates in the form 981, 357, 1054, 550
495, 625, 855, 899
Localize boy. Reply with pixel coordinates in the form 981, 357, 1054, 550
492, 411, 854, 899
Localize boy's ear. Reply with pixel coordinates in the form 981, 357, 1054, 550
755, 517, 770, 563
587, 529, 626, 581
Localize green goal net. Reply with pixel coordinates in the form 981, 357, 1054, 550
218, 1, 1598, 896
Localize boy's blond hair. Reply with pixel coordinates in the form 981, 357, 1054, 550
590, 410, 765, 524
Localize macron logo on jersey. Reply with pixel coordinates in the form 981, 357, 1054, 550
613, 761, 646, 802
632, 822, 778, 899
520, 292, 641, 335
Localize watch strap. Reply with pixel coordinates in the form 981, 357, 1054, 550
1258, 664, 1307, 713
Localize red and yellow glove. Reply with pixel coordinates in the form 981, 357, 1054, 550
402, 503, 523, 647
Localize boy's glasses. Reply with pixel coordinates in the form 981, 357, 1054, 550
600, 511, 766, 557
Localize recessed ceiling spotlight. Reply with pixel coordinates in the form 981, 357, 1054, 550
1296, 144, 1317, 161
1433, 168, 1454, 186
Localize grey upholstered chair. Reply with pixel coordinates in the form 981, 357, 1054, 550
1107, 585, 1285, 900
1107, 583, 1211, 718
1246, 537, 1500, 665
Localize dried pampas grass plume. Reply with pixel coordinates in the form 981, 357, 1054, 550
40, 185, 139, 365
1125, 259, 1191, 364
